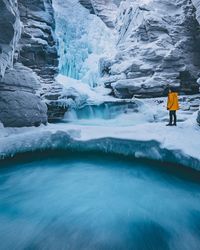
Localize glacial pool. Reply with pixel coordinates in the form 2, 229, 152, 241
0, 152, 200, 250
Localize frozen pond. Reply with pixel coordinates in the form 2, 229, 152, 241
0, 153, 200, 250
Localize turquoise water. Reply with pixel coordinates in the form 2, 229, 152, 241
0, 153, 200, 250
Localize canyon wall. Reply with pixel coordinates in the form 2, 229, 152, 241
99, 0, 200, 98
1, 0, 200, 127
0, 0, 59, 127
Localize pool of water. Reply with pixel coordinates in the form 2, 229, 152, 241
0, 153, 200, 250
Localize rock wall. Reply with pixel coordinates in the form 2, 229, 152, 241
192, 0, 200, 23
0, 63, 47, 127
0, 0, 21, 79
99, 0, 200, 98
17, 0, 59, 86
0, 0, 59, 127
79, 0, 119, 28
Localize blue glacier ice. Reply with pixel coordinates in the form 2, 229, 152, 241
53, 0, 116, 87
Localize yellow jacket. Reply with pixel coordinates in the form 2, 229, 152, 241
167, 92, 179, 111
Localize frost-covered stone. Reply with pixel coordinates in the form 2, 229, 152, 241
79, 0, 120, 28
18, 0, 59, 86
197, 110, 200, 124
0, 0, 21, 79
192, 0, 200, 23
0, 0, 60, 127
0, 63, 47, 127
100, 0, 200, 98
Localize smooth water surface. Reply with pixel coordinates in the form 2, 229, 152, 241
0, 153, 200, 250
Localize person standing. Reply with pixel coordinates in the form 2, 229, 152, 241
166, 87, 179, 126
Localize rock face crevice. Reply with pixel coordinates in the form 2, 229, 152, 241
0, 0, 59, 127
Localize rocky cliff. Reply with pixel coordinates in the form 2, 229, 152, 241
80, 0, 119, 28
192, 0, 200, 23
0, 0, 21, 79
99, 0, 200, 98
0, 0, 59, 127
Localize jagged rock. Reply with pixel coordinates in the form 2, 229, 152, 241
79, 0, 95, 13
0, 0, 60, 127
79, 0, 119, 28
0, 63, 47, 127
100, 0, 200, 98
192, 0, 200, 23
0, 0, 21, 79
17, 0, 59, 86
43, 82, 66, 122
197, 110, 200, 124
47, 101, 67, 122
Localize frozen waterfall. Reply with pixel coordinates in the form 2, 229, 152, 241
53, 0, 116, 87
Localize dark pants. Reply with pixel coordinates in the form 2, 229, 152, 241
169, 110, 177, 125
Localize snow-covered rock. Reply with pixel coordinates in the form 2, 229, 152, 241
192, 0, 200, 23
0, 0, 59, 127
0, 63, 47, 127
0, 0, 21, 79
18, 0, 59, 86
79, 0, 120, 28
100, 0, 200, 98
197, 110, 200, 124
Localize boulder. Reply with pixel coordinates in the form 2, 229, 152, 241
0, 64, 47, 127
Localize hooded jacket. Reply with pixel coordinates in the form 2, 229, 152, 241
167, 92, 179, 111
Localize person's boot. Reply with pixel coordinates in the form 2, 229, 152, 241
166, 123, 173, 126
172, 123, 177, 126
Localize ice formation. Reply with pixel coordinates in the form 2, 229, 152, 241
53, 0, 116, 88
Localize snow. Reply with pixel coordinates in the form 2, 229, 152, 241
56, 74, 115, 108
0, 98, 200, 171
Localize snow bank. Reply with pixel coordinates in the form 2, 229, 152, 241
0, 117, 200, 171
55, 74, 116, 109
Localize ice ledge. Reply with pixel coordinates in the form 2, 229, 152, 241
0, 127, 200, 171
